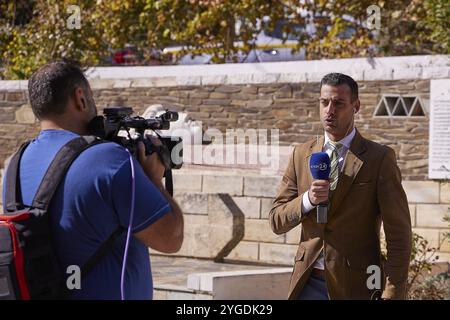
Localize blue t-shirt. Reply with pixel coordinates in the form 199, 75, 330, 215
2, 129, 170, 299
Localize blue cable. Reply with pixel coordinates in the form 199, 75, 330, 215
120, 149, 136, 300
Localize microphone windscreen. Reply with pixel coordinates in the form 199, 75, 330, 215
309, 152, 331, 180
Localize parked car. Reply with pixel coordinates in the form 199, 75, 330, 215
163, 14, 363, 65
163, 19, 307, 65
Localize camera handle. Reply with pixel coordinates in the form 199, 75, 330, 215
165, 169, 174, 196
140, 135, 174, 196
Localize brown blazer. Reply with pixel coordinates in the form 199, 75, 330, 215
269, 129, 412, 300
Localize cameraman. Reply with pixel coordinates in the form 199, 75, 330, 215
2, 61, 183, 299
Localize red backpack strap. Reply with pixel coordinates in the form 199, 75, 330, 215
4, 140, 32, 212
30, 135, 105, 216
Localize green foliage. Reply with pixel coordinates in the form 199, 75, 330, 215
1, 1, 106, 79
419, 0, 450, 53
406, 213, 450, 299
380, 212, 450, 299
1, 0, 449, 79
408, 272, 450, 300
407, 233, 440, 294
280, 0, 449, 59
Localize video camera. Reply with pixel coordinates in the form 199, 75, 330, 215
88, 106, 183, 194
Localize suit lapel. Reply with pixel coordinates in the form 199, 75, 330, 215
328, 130, 366, 216
304, 136, 325, 187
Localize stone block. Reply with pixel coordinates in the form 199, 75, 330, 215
131, 77, 178, 87
413, 228, 440, 248
0, 107, 16, 122
201, 75, 227, 86
176, 193, 208, 215
226, 241, 259, 261
422, 67, 450, 79
89, 79, 114, 89
416, 204, 450, 228
112, 80, 131, 88
439, 230, 450, 252
434, 252, 450, 263
232, 196, 261, 219
363, 69, 394, 81
172, 173, 202, 192
393, 67, 423, 80
243, 219, 285, 243
0, 81, 26, 90
307, 72, 329, 82
403, 181, 440, 203
207, 194, 245, 260
209, 92, 230, 99
409, 204, 416, 227
244, 176, 279, 197
226, 74, 253, 85
177, 76, 201, 86
202, 99, 231, 106
441, 182, 450, 203
215, 86, 242, 93
286, 225, 301, 244
174, 214, 210, 258
154, 77, 180, 87
261, 198, 275, 219
6, 91, 24, 102
252, 73, 280, 84
240, 86, 258, 94
246, 99, 273, 108
187, 268, 292, 299
203, 175, 243, 195
259, 243, 298, 265
15, 104, 36, 124
168, 194, 246, 260
278, 73, 307, 83
161, 194, 245, 259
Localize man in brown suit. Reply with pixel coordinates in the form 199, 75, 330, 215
269, 73, 412, 300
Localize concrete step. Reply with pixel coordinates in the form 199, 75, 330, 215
152, 255, 292, 300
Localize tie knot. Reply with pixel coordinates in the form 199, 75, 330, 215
328, 141, 342, 151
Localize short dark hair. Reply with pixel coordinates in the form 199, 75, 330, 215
28, 60, 89, 119
320, 73, 358, 101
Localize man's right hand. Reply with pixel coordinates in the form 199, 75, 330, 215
135, 138, 184, 254
137, 139, 165, 185
308, 179, 331, 206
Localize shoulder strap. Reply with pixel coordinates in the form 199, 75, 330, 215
30, 136, 104, 216
81, 226, 125, 276
4, 141, 32, 212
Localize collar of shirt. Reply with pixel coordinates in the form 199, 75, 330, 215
323, 127, 356, 150
322, 128, 356, 166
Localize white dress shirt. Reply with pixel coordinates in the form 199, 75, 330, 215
301, 128, 356, 270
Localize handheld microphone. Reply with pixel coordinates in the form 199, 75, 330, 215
309, 152, 331, 224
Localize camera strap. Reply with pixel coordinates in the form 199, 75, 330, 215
165, 169, 173, 196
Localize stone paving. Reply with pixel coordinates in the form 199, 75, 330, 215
151, 254, 279, 288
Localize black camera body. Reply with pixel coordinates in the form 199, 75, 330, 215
88, 106, 183, 171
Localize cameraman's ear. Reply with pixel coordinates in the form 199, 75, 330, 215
73, 87, 86, 112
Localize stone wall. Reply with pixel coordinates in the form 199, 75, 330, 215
1, 55, 449, 181
0, 80, 434, 180
0, 55, 449, 265
172, 171, 450, 265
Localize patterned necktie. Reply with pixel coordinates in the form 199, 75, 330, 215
328, 141, 342, 191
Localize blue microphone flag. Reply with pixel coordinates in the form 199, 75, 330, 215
309, 152, 331, 180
